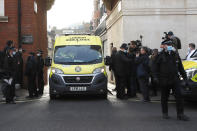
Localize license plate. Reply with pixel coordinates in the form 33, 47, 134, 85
70, 87, 87, 92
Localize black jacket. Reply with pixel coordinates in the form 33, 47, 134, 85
36, 56, 44, 74
127, 47, 140, 77
3, 55, 14, 72
15, 52, 23, 71
152, 50, 187, 84
109, 52, 117, 72
3, 54, 17, 78
127, 52, 136, 77
25, 56, 37, 77
113, 51, 132, 77
136, 54, 150, 78
0, 51, 4, 68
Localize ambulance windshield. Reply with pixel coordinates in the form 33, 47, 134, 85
54, 45, 103, 65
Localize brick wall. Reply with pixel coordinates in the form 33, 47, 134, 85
21, 0, 47, 60
0, 0, 48, 85
0, 0, 18, 50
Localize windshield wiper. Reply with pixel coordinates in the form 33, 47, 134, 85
55, 59, 102, 65
86, 59, 102, 63
54, 61, 81, 65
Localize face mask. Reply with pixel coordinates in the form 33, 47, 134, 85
37, 54, 41, 56
167, 46, 173, 51
19, 49, 23, 53
188, 47, 191, 52
159, 48, 163, 52
13, 51, 16, 55
172, 47, 176, 51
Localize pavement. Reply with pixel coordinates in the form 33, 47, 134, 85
0, 82, 162, 103
0, 83, 197, 131
0, 82, 177, 104
0, 82, 48, 103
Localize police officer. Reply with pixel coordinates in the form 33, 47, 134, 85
114, 43, 132, 99
36, 50, 44, 95
25, 52, 38, 98
3, 40, 14, 55
152, 40, 189, 121
15, 46, 24, 88
3, 47, 17, 104
1, 40, 14, 68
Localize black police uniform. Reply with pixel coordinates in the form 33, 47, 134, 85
114, 50, 132, 99
152, 50, 187, 116
36, 52, 44, 95
15, 52, 23, 87
25, 53, 38, 98
3, 51, 17, 103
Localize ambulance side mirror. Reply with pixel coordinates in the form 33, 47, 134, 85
45, 57, 52, 67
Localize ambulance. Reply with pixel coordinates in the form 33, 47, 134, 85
182, 50, 197, 100
48, 35, 108, 99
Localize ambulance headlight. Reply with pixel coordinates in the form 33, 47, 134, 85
93, 67, 105, 74
186, 68, 197, 79
51, 68, 64, 74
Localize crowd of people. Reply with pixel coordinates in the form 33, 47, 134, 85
0, 31, 194, 121
0, 40, 45, 104
109, 31, 192, 121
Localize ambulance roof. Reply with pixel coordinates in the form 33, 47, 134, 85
54, 35, 102, 47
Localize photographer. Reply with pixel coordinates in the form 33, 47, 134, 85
149, 49, 159, 96
129, 41, 140, 55
163, 31, 181, 52
126, 41, 139, 98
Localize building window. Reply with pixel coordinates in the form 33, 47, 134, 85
0, 0, 4, 16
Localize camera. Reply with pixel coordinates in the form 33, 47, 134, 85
162, 31, 182, 49
136, 40, 142, 48
162, 32, 170, 41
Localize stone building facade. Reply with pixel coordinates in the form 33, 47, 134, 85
94, 0, 197, 82
104, 0, 197, 58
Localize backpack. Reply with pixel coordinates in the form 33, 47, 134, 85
175, 37, 182, 49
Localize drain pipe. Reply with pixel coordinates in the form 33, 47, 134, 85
18, 0, 22, 47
